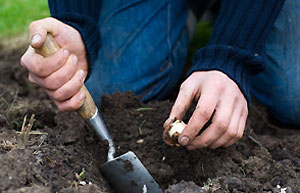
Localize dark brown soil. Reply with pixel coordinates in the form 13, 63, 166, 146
0, 46, 299, 193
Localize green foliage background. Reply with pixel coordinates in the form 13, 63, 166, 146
0, 0, 49, 38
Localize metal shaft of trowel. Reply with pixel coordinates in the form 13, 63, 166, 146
87, 107, 116, 161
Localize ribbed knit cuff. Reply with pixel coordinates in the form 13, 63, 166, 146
188, 0, 284, 103
188, 45, 264, 102
51, 13, 101, 79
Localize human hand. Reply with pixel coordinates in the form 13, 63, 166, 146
163, 71, 248, 150
21, 17, 88, 111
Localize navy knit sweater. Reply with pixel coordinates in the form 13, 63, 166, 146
48, 0, 284, 102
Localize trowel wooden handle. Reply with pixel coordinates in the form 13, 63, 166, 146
36, 33, 96, 120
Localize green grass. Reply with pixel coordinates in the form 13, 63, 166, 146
0, 0, 49, 38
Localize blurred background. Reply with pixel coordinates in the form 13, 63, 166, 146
0, 0, 213, 57
0, 0, 49, 39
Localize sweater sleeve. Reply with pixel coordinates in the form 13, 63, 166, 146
48, 0, 101, 76
189, 0, 285, 102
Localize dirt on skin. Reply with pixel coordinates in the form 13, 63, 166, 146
0, 45, 299, 193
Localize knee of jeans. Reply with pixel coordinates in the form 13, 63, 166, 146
269, 90, 300, 126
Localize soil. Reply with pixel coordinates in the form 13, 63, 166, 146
0, 45, 299, 193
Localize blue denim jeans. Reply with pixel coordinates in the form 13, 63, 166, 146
251, 0, 300, 125
85, 0, 189, 105
85, 0, 300, 126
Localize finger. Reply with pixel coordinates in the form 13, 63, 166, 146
223, 107, 248, 147
168, 82, 195, 122
178, 91, 217, 146
46, 69, 86, 102
20, 45, 33, 67
54, 90, 85, 112
28, 73, 37, 85
187, 95, 235, 149
163, 82, 195, 145
21, 46, 69, 78
163, 117, 175, 132
29, 17, 62, 48
162, 115, 176, 145
209, 106, 242, 149
30, 54, 78, 90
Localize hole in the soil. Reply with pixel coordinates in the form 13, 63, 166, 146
63, 141, 76, 146
25, 178, 32, 186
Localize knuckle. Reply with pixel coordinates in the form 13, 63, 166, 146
201, 139, 211, 148
52, 90, 64, 101
179, 82, 188, 91
231, 90, 240, 99
198, 108, 211, 120
29, 21, 39, 30
44, 77, 58, 90
57, 104, 65, 112
215, 81, 225, 92
213, 77, 222, 85
236, 133, 243, 140
54, 51, 65, 64
212, 77, 223, 86
44, 17, 55, 22
44, 57, 52, 67
173, 104, 184, 112
215, 119, 229, 131
36, 65, 45, 76
46, 52, 65, 70
209, 143, 219, 149
20, 55, 26, 67
69, 101, 80, 111
43, 78, 51, 89
33, 61, 48, 77
185, 126, 198, 137
51, 78, 62, 90
171, 103, 187, 116
227, 130, 237, 138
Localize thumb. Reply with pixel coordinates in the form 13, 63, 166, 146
29, 17, 61, 48
31, 34, 43, 48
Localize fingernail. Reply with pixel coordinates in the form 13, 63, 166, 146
78, 70, 85, 80
78, 92, 85, 101
73, 55, 78, 64
64, 50, 69, 57
180, 136, 190, 146
32, 34, 41, 45
164, 118, 171, 127
165, 117, 172, 124
164, 117, 174, 128
78, 70, 84, 82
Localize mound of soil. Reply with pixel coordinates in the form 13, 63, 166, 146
0, 46, 299, 193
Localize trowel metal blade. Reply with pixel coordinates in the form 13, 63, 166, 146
100, 151, 163, 193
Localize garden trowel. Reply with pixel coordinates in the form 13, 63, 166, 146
36, 33, 163, 193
